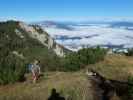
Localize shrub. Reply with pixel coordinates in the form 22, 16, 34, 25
126, 48, 133, 56
64, 52, 81, 71
128, 76, 133, 98
64, 47, 107, 71
0, 54, 26, 85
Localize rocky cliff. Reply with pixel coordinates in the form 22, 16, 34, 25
19, 22, 66, 57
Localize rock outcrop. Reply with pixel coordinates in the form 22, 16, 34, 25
19, 22, 66, 57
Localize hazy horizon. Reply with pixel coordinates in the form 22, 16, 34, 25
0, 0, 133, 22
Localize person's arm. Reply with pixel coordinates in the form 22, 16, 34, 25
38, 66, 41, 74
31, 65, 35, 75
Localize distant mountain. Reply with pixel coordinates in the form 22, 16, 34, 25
109, 21, 133, 31
110, 21, 133, 27
35, 21, 74, 30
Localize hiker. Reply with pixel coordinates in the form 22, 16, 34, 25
31, 59, 41, 83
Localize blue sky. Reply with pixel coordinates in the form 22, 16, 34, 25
0, 0, 133, 22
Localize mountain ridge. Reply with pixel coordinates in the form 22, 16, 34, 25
0, 20, 68, 57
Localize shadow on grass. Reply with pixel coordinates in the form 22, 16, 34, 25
48, 88, 65, 100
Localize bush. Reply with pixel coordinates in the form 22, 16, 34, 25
64, 47, 107, 71
40, 54, 65, 71
126, 48, 133, 56
64, 52, 81, 71
0, 54, 26, 85
128, 76, 133, 98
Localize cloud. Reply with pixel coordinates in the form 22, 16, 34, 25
41, 16, 133, 22
44, 23, 133, 50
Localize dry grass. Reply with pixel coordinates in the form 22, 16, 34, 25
88, 54, 133, 81
0, 71, 95, 100
0, 54, 133, 100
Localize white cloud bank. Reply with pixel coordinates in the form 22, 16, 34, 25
44, 23, 133, 50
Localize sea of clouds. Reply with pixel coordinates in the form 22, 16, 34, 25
43, 23, 133, 51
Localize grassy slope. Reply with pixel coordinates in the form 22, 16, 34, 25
0, 72, 94, 100
88, 54, 133, 81
0, 54, 133, 100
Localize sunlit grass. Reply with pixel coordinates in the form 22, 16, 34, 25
88, 54, 133, 81
0, 54, 133, 100
0, 72, 93, 100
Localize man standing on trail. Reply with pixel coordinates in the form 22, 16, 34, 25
31, 60, 41, 83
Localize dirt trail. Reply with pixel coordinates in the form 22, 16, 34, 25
87, 70, 130, 100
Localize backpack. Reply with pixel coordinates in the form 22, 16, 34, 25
28, 64, 33, 72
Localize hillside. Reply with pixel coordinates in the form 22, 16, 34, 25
0, 55, 132, 100
0, 72, 94, 100
88, 54, 133, 81
0, 20, 70, 85
0, 20, 69, 69
0, 20, 68, 57
0, 20, 132, 100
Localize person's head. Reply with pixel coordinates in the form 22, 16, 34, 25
34, 59, 40, 64
51, 88, 56, 95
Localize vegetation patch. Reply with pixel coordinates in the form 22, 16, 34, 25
64, 47, 107, 71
